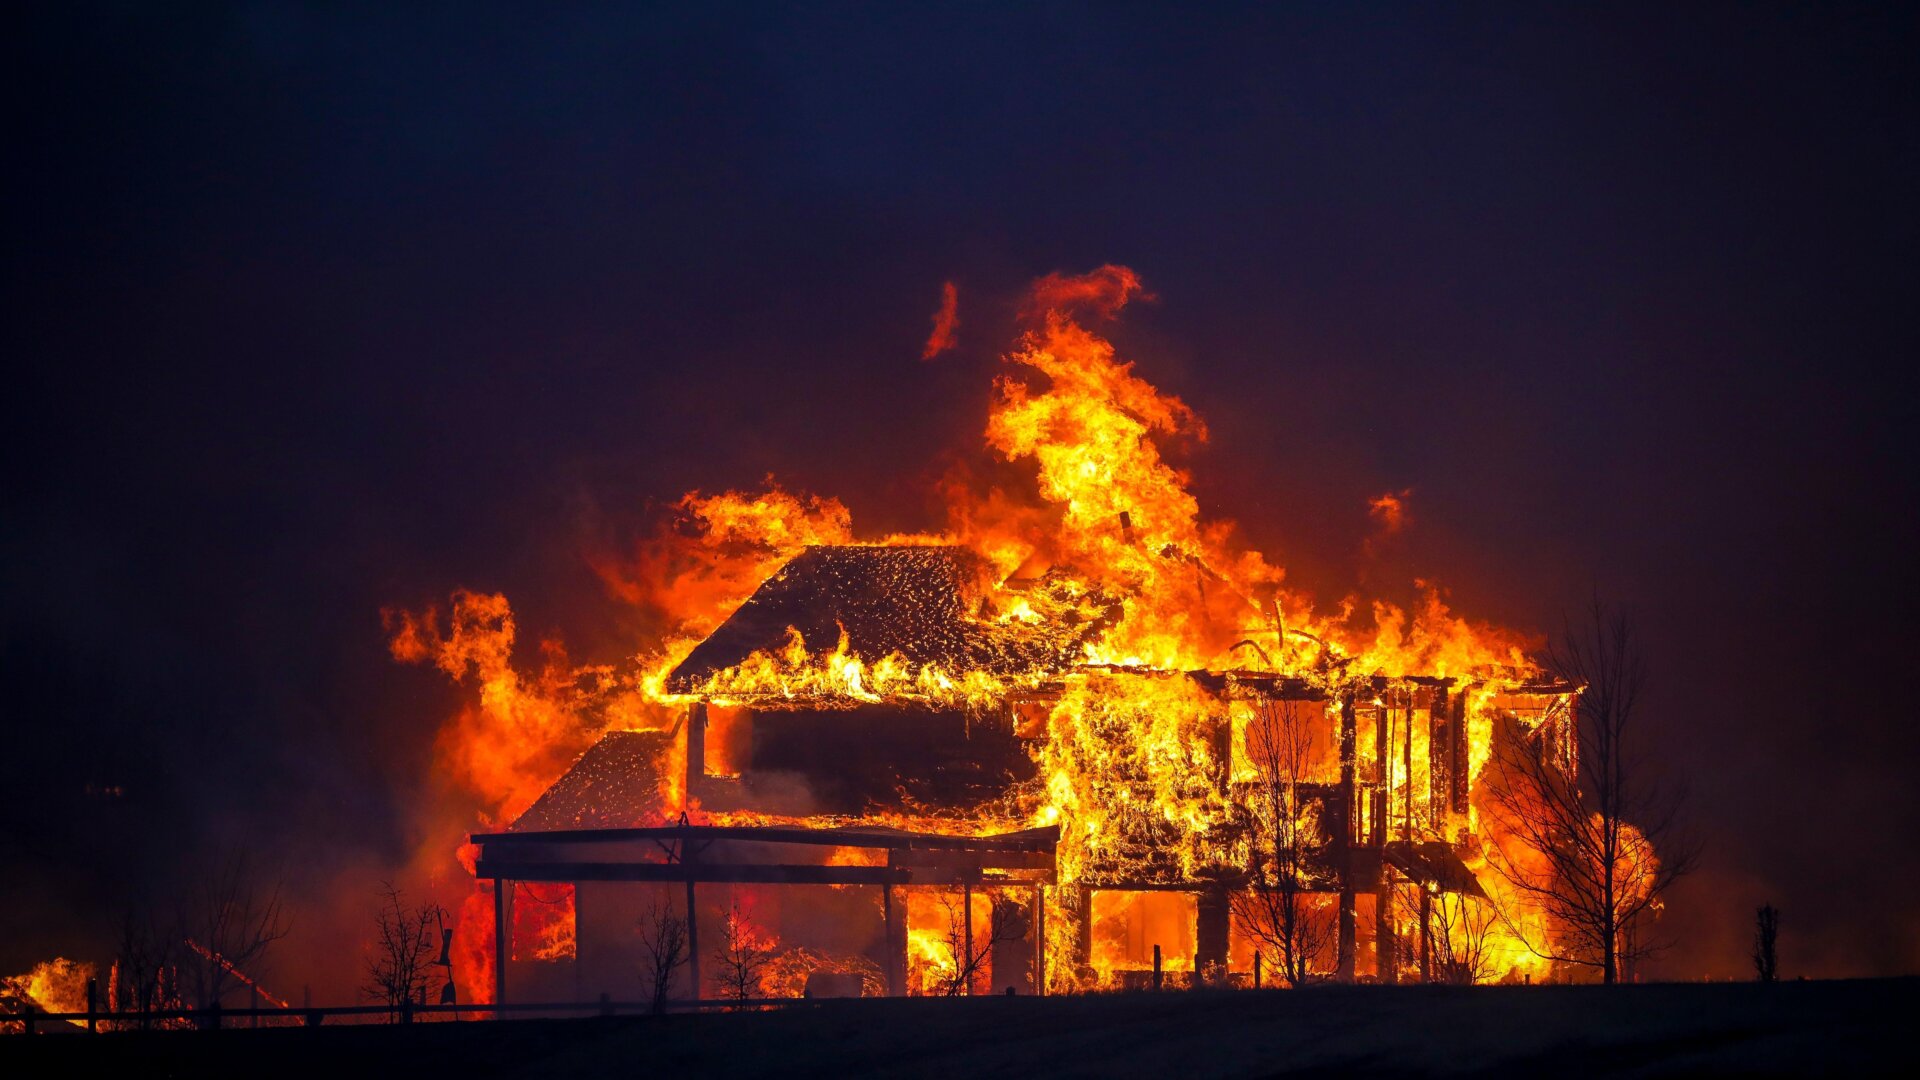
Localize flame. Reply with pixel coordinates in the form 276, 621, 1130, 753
389, 264, 1657, 992
3, 958, 94, 1029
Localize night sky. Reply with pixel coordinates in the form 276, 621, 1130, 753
6, 3, 1917, 996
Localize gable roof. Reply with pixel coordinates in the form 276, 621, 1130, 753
665, 545, 1088, 694
509, 729, 674, 832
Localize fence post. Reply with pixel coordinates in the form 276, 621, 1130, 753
86, 977, 98, 1033
599, 992, 612, 1017
1153, 944, 1163, 991
1254, 952, 1262, 989
400, 993, 413, 1024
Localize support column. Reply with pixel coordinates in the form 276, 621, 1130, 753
1420, 890, 1433, 984
1430, 686, 1451, 836
1073, 885, 1094, 972
963, 885, 974, 995
492, 877, 509, 1006
1375, 874, 1396, 985
683, 829, 700, 1002
1401, 691, 1414, 842
685, 703, 706, 807
1449, 692, 1470, 816
1373, 692, 1389, 846
1337, 696, 1357, 982
883, 882, 898, 997
1195, 886, 1230, 984
1034, 886, 1047, 996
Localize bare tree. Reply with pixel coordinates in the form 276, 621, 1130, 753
180, 848, 290, 1011
1229, 697, 1333, 987
637, 891, 690, 1013
934, 889, 1025, 996
1753, 903, 1780, 983
363, 883, 447, 1018
1394, 887, 1500, 985
710, 901, 773, 1003
1481, 599, 1697, 984
111, 903, 179, 1029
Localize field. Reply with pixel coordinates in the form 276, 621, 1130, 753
5, 978, 1910, 1077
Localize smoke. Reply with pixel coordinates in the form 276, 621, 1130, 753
1020, 264, 1151, 323
921, 281, 959, 359
1362, 488, 1414, 565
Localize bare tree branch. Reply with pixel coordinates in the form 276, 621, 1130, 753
637, 891, 690, 1013
711, 901, 773, 1004
1481, 598, 1698, 983
179, 847, 290, 1012
1228, 697, 1334, 987
362, 882, 447, 1019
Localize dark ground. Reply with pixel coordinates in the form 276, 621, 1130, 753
4, 979, 1910, 1078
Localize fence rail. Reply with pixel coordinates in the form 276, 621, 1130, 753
1, 996, 822, 1034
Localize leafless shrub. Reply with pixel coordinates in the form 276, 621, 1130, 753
710, 901, 773, 1004
362, 883, 447, 1018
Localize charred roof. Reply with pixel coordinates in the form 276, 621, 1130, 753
509, 729, 673, 832
665, 545, 1093, 694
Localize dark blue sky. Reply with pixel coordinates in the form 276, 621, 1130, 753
6, 2, 1916, 989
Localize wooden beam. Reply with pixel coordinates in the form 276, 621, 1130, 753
475, 860, 1053, 887
888, 848, 1055, 872
474, 823, 1059, 853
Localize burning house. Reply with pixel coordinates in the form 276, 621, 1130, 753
410, 266, 1591, 1005
469, 545, 1574, 1002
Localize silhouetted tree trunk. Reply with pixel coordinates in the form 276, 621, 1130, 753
638, 892, 689, 1013
1482, 599, 1697, 984
1753, 904, 1780, 982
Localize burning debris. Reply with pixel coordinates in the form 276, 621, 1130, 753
391, 266, 1662, 1005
